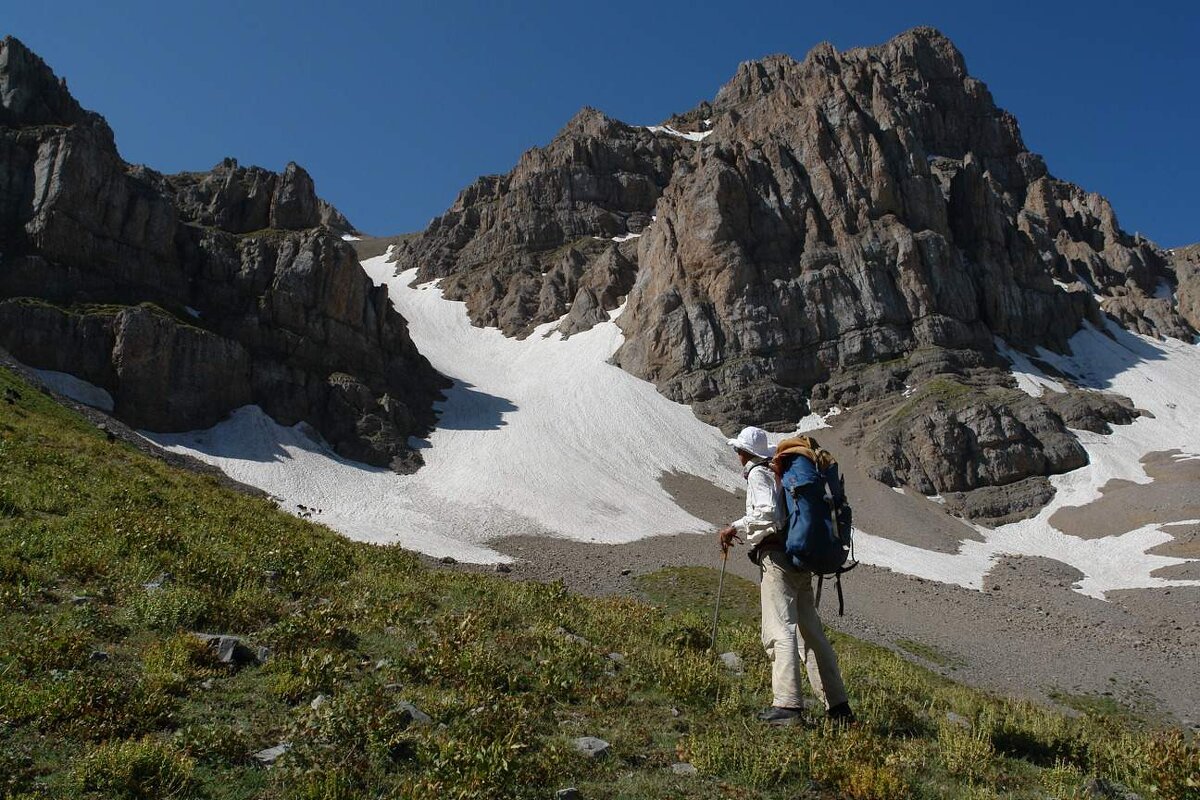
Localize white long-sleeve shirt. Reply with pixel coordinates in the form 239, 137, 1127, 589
732, 461, 782, 546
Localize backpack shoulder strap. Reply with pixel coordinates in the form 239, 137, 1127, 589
747, 459, 772, 477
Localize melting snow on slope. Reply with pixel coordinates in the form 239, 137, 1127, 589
31, 368, 114, 412
148, 255, 741, 562
852, 320, 1200, 598
994, 338, 1067, 397
143, 253, 1198, 596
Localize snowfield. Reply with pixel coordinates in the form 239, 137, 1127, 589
31, 369, 114, 412
147, 253, 741, 563
135, 256, 1198, 598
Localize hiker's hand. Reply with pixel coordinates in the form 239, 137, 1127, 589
718, 526, 740, 553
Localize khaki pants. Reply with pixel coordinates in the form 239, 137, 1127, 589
759, 549, 848, 710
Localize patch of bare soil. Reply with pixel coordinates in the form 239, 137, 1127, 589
1049, 450, 1200, 539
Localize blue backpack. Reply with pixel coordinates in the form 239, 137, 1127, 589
775, 436, 856, 614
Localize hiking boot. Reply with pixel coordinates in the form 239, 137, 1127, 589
827, 702, 856, 725
756, 706, 803, 725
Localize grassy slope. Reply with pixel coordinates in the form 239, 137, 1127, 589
0, 365, 1195, 800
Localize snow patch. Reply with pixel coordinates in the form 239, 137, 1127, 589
147, 255, 741, 563
30, 369, 114, 412
341, 234, 362, 241
594, 232, 642, 243
185, 306, 201, 319
856, 321, 1200, 598
995, 338, 1066, 397
646, 125, 713, 142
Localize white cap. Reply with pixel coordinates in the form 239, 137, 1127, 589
726, 426, 773, 460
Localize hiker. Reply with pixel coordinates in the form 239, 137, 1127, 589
718, 426, 854, 725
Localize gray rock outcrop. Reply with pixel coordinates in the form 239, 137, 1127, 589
1168, 243, 1200, 331
572, 736, 610, 758
0, 36, 446, 469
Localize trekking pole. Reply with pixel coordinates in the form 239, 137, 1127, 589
710, 548, 729, 651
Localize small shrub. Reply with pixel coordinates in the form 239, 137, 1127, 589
212, 582, 285, 630
127, 585, 208, 631
644, 649, 723, 705
861, 688, 931, 737
983, 701, 1081, 766
19, 673, 175, 739
269, 649, 357, 704
278, 768, 362, 800
173, 722, 250, 764
937, 718, 995, 783
72, 737, 196, 799
807, 727, 914, 800
143, 633, 219, 695
1041, 758, 1087, 799
10, 618, 93, 675
0, 739, 37, 796
266, 603, 358, 653
655, 613, 710, 652
1132, 728, 1200, 800
684, 724, 808, 787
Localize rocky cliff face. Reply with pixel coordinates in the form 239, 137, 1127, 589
391, 107, 698, 338
392, 28, 1191, 516
0, 36, 446, 470
614, 30, 1189, 422
1168, 243, 1200, 332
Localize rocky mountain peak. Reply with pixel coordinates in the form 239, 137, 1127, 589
162, 157, 356, 235
713, 53, 801, 106
387, 27, 1195, 519
858, 25, 968, 77
0, 36, 108, 135
558, 105, 625, 138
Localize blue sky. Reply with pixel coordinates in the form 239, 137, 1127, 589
7, 1, 1197, 245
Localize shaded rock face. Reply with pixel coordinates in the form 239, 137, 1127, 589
0, 36, 446, 470
162, 158, 356, 235
391, 107, 696, 337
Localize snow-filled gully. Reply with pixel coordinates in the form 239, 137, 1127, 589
140, 255, 1199, 599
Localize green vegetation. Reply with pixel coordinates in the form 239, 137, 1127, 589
1, 295, 206, 331
887, 376, 976, 423
878, 376, 1032, 436
895, 638, 966, 670
1047, 690, 1136, 720
0, 365, 1196, 799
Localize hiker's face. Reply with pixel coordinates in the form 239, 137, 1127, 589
735, 449, 752, 466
